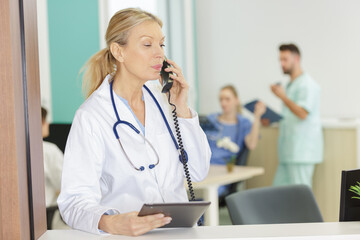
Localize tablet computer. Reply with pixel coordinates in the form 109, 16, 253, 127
138, 201, 211, 228
244, 99, 282, 123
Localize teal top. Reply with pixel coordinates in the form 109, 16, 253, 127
278, 73, 323, 164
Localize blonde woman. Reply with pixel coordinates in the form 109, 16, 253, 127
205, 85, 265, 195
57, 8, 211, 236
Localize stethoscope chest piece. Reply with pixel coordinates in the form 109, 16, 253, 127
110, 81, 162, 171
113, 120, 160, 172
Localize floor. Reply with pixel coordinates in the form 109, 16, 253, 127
219, 206, 233, 225
219, 182, 246, 225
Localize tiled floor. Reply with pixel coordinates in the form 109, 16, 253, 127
219, 206, 233, 225
219, 182, 246, 225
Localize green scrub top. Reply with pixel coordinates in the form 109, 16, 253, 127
278, 73, 323, 164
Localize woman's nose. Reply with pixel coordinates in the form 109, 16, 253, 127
154, 46, 164, 59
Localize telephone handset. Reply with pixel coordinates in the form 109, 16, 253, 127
160, 58, 202, 226
160, 59, 173, 93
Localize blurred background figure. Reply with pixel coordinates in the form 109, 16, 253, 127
204, 85, 266, 196
42, 107, 65, 229
270, 44, 323, 188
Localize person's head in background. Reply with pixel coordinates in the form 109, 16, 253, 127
219, 85, 241, 116
41, 107, 49, 138
279, 43, 302, 80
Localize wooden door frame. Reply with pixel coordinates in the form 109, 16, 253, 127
0, 0, 46, 239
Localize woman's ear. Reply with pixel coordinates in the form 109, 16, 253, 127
110, 42, 125, 62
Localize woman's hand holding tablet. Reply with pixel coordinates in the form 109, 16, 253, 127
138, 201, 211, 228
98, 211, 172, 236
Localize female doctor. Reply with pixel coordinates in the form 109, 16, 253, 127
57, 8, 211, 236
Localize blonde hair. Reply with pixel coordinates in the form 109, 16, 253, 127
81, 8, 163, 98
221, 85, 242, 114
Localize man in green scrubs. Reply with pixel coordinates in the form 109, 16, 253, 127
270, 44, 323, 188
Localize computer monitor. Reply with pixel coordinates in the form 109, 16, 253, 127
339, 169, 360, 221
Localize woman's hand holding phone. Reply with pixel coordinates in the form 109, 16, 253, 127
160, 58, 191, 118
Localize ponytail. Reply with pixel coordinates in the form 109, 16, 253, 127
81, 48, 115, 98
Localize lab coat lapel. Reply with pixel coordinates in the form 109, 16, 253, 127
142, 82, 170, 141
143, 88, 154, 139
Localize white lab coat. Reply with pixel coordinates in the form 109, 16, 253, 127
57, 75, 211, 234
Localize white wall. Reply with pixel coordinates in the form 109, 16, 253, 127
195, 0, 360, 118
37, 0, 52, 121
99, 0, 158, 49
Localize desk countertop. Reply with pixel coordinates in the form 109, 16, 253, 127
267, 118, 360, 129
193, 165, 264, 188
39, 222, 360, 240
321, 118, 360, 129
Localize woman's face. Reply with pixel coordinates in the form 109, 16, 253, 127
219, 89, 239, 114
119, 21, 165, 81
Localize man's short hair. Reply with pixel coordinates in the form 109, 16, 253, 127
279, 43, 301, 56
41, 107, 47, 123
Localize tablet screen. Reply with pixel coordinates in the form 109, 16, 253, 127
138, 201, 211, 228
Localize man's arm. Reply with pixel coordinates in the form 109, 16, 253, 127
270, 84, 308, 120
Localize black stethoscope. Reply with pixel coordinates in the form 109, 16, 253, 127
110, 80, 187, 171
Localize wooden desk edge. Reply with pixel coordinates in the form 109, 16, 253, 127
193, 167, 265, 188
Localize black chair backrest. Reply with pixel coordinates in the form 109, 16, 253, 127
339, 169, 360, 221
199, 115, 217, 132
226, 185, 323, 225
235, 146, 249, 166
46, 206, 58, 230
43, 123, 72, 153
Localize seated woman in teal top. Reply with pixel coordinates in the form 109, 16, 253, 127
204, 85, 266, 195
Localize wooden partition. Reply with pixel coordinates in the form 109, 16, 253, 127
22, 0, 47, 237
0, 0, 46, 239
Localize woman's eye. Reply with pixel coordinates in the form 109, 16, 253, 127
144, 44, 151, 47
160, 44, 165, 48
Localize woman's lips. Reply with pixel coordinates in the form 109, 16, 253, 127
151, 64, 162, 71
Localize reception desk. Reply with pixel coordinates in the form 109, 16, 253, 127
246, 119, 360, 222
39, 222, 360, 239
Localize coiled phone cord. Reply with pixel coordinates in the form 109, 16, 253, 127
168, 92, 203, 226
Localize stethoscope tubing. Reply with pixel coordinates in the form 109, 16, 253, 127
110, 80, 183, 171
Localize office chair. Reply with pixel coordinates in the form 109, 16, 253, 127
46, 206, 58, 229
43, 123, 72, 152
226, 185, 323, 225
